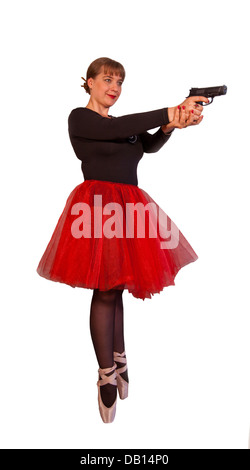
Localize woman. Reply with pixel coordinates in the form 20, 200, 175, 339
36, 57, 208, 424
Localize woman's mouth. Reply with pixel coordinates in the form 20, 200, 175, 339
107, 94, 116, 99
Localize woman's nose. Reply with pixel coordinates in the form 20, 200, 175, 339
110, 83, 118, 92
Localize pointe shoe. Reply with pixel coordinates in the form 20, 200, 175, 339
113, 351, 129, 400
97, 362, 117, 423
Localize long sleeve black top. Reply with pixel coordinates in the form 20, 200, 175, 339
68, 106, 172, 186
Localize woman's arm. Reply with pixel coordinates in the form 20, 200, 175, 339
68, 95, 209, 142
68, 107, 170, 141
139, 127, 174, 153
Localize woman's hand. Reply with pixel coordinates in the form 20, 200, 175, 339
161, 96, 210, 134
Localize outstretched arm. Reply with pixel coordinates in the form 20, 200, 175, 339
68, 96, 208, 142
68, 107, 170, 141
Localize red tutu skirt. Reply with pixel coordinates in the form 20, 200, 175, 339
36, 179, 198, 300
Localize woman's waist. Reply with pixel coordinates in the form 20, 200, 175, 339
84, 177, 138, 187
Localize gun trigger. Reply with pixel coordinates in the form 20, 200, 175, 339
203, 97, 213, 106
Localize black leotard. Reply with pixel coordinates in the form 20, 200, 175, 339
68, 107, 172, 186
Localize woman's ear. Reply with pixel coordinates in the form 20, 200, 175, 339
88, 78, 93, 91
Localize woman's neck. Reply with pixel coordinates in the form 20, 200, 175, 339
86, 98, 110, 118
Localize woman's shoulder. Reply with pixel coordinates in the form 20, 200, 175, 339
69, 106, 88, 117
68, 107, 97, 126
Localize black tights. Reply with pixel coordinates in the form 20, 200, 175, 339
90, 288, 128, 407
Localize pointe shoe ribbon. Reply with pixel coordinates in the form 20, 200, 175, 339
113, 351, 129, 400
97, 362, 117, 423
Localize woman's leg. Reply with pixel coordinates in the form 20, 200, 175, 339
89, 288, 117, 407
113, 289, 129, 383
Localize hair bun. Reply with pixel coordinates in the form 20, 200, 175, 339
81, 76, 89, 93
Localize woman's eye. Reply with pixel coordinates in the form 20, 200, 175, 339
105, 79, 122, 86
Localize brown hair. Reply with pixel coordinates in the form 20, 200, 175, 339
81, 57, 126, 95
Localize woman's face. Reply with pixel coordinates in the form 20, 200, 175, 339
88, 66, 123, 107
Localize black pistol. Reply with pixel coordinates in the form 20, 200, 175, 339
187, 85, 227, 106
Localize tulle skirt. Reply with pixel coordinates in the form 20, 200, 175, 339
36, 179, 198, 300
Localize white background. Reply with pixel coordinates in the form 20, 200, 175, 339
1, 0, 249, 450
